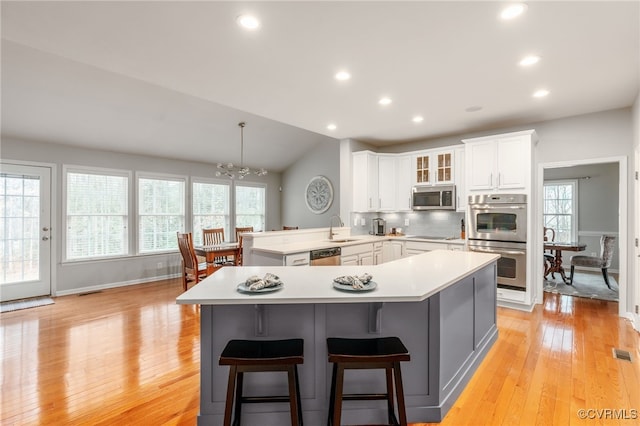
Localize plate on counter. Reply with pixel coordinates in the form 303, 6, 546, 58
236, 283, 283, 294
332, 281, 377, 292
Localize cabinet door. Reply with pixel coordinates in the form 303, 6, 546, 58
341, 254, 359, 266
454, 147, 466, 212
396, 156, 412, 210
434, 151, 454, 184
374, 250, 383, 265
377, 155, 396, 211
352, 152, 379, 211
466, 141, 495, 191
359, 252, 374, 266
414, 153, 432, 185
496, 137, 528, 189
352, 153, 368, 212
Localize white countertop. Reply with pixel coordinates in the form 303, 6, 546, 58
176, 249, 498, 305
250, 235, 465, 255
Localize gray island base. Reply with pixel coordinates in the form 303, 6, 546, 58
177, 250, 499, 425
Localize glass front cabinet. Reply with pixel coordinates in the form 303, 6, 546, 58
413, 150, 454, 185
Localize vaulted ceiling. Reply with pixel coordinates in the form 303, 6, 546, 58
2, 1, 638, 172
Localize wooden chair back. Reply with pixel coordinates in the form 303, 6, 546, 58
203, 228, 225, 246
177, 232, 205, 291
543, 227, 555, 243
235, 226, 254, 243
235, 227, 253, 266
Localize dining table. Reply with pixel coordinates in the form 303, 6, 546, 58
194, 242, 241, 272
543, 241, 587, 284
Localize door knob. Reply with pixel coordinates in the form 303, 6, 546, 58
42, 227, 49, 231
42, 236, 49, 241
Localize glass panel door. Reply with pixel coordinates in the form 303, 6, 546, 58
0, 163, 51, 302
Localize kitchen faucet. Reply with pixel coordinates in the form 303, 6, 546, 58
328, 215, 344, 240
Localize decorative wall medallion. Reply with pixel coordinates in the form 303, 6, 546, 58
305, 175, 333, 214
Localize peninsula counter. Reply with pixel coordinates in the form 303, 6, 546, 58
177, 250, 499, 425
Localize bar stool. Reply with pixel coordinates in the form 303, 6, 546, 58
219, 338, 304, 426
326, 337, 410, 426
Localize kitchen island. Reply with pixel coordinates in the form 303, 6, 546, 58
177, 250, 499, 425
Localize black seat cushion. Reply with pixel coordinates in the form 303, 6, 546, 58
220, 339, 304, 364
327, 337, 409, 359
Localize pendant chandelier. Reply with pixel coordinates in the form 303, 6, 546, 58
216, 122, 267, 179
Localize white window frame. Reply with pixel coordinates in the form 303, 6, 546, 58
191, 177, 231, 245
234, 182, 267, 233
62, 165, 132, 262
543, 179, 578, 243
136, 172, 187, 255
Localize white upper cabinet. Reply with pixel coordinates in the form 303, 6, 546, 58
396, 155, 412, 211
352, 151, 379, 212
453, 147, 466, 212
412, 149, 454, 186
377, 155, 396, 211
353, 152, 413, 212
463, 130, 536, 193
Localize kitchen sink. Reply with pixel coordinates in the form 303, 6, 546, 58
327, 238, 358, 243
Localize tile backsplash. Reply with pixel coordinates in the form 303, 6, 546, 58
350, 211, 465, 238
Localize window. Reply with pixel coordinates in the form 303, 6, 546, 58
65, 168, 129, 260
543, 180, 577, 243
192, 180, 230, 245
235, 184, 266, 232
138, 175, 185, 253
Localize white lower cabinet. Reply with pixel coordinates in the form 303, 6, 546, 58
341, 243, 374, 266
373, 242, 383, 265
284, 252, 310, 266
382, 240, 404, 263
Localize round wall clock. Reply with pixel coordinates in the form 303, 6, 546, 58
305, 175, 333, 214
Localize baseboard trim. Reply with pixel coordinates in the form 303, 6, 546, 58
54, 273, 181, 297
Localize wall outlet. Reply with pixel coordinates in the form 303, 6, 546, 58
360, 218, 366, 226
354, 217, 359, 226
404, 219, 410, 226
156, 262, 163, 269
590, 252, 597, 257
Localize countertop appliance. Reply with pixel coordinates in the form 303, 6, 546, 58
412, 185, 456, 210
310, 247, 341, 266
372, 218, 386, 236
468, 194, 527, 290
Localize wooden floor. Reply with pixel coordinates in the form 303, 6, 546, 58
2, 279, 639, 425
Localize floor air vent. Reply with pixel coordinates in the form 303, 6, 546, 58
612, 348, 632, 362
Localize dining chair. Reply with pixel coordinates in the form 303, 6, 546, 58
543, 227, 556, 279
283, 226, 299, 230
569, 235, 616, 288
203, 228, 234, 266
177, 232, 211, 291
235, 226, 254, 266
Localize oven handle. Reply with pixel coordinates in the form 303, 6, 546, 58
470, 247, 526, 256
469, 205, 526, 210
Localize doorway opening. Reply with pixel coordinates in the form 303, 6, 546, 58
536, 156, 627, 316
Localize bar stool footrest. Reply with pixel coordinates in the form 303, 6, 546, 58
241, 395, 293, 403
342, 393, 390, 401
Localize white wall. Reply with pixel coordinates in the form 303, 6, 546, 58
280, 138, 340, 229
632, 93, 640, 328
1, 136, 282, 294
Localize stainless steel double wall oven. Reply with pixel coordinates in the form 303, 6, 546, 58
468, 194, 527, 290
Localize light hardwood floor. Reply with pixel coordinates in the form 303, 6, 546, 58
2, 278, 639, 425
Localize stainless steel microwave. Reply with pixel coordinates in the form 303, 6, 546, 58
411, 185, 456, 210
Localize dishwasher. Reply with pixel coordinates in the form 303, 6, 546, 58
310, 247, 342, 266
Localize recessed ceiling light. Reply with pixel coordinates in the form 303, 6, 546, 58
412, 116, 424, 123
500, 3, 528, 20
237, 14, 260, 30
327, 123, 337, 131
533, 89, 550, 98
465, 106, 483, 112
335, 71, 351, 81
378, 97, 392, 106
519, 55, 541, 66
